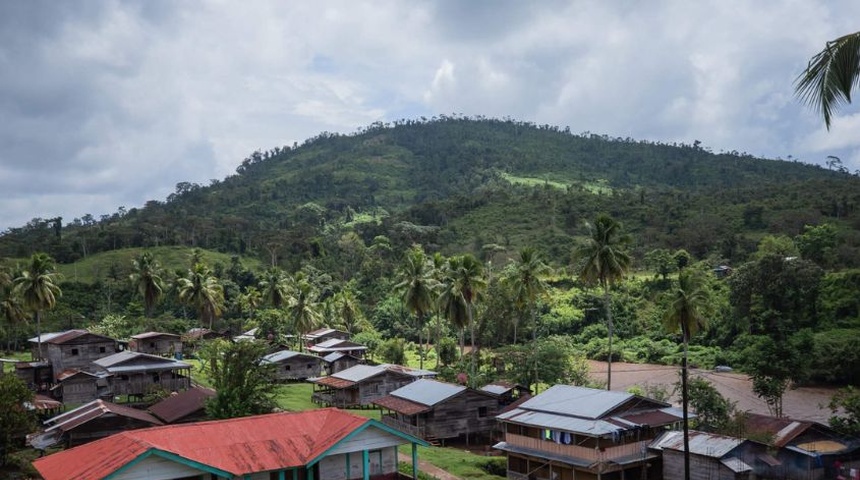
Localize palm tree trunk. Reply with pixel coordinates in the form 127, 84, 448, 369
36, 311, 43, 360
604, 285, 612, 391
532, 305, 538, 392
682, 332, 691, 480
417, 313, 424, 370
468, 304, 476, 379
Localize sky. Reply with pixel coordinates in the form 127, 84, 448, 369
2, 0, 860, 232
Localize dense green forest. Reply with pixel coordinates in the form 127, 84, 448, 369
2, 117, 860, 400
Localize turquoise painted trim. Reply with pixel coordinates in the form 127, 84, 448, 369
244, 475, 251, 480
362, 449, 370, 480
307, 418, 429, 467
346, 452, 351, 479
412, 443, 418, 480
104, 448, 233, 480
293, 467, 298, 480
279, 469, 286, 480
308, 464, 315, 480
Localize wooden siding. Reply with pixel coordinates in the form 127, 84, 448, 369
59, 377, 99, 404
662, 450, 741, 480
505, 433, 651, 464
314, 373, 415, 408
131, 339, 183, 357
110, 372, 190, 396
382, 390, 499, 441
112, 454, 207, 480
46, 341, 118, 378
319, 447, 398, 480
325, 427, 408, 456
273, 357, 324, 381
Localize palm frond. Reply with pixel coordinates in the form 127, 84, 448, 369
795, 31, 860, 129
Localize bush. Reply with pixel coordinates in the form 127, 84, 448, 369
478, 457, 507, 476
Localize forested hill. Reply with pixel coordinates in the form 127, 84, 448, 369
3, 117, 860, 268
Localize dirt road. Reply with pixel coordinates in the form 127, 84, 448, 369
586, 360, 838, 422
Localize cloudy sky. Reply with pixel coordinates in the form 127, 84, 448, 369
2, 0, 860, 232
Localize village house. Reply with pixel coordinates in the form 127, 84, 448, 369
374, 378, 500, 444
148, 386, 216, 424
651, 430, 769, 480
303, 327, 351, 346
479, 381, 532, 406
494, 384, 687, 480
309, 338, 369, 358
310, 364, 436, 408
52, 369, 110, 404
92, 351, 192, 398
263, 349, 326, 381
28, 399, 164, 449
324, 351, 363, 375
24, 330, 121, 382
129, 331, 183, 357
33, 408, 429, 480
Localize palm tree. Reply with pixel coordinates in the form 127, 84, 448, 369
430, 252, 448, 368
395, 245, 436, 369
502, 247, 551, 344
130, 252, 164, 318
796, 31, 860, 130
177, 263, 224, 329
663, 269, 711, 480
333, 287, 368, 335
288, 273, 321, 351
259, 267, 290, 308
1, 267, 27, 351
574, 215, 631, 390
441, 254, 486, 377
239, 286, 262, 321
13, 253, 62, 359
438, 272, 468, 361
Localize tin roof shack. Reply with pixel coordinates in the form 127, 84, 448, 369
52, 369, 111, 405
14, 360, 52, 390
374, 379, 500, 444
480, 381, 532, 406
263, 350, 326, 381
324, 352, 363, 375
310, 364, 436, 408
494, 385, 687, 480
148, 386, 215, 424
180, 328, 225, 357
129, 332, 183, 357
93, 351, 191, 398
29, 330, 120, 380
309, 338, 368, 358
303, 327, 351, 346
29, 399, 163, 449
651, 430, 770, 480
740, 412, 860, 479
34, 408, 429, 480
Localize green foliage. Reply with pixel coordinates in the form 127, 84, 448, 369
499, 336, 589, 391
435, 336, 458, 366
681, 376, 736, 432
827, 386, 860, 436
796, 223, 838, 268
0, 375, 36, 466
203, 340, 277, 419
88, 314, 137, 340
378, 338, 406, 365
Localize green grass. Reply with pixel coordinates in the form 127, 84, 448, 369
399, 445, 504, 480
502, 173, 568, 189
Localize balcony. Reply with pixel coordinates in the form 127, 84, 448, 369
504, 433, 651, 464
381, 414, 427, 440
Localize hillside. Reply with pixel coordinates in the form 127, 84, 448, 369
2, 117, 859, 269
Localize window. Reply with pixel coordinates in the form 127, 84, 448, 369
99, 346, 106, 353
478, 406, 488, 418
285, 365, 292, 371
307, 363, 314, 369
71, 348, 79, 356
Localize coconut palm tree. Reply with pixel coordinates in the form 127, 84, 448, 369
130, 252, 164, 318
796, 31, 860, 130
574, 215, 631, 390
287, 273, 321, 351
395, 245, 436, 369
430, 252, 448, 368
441, 254, 486, 377
1, 267, 27, 351
663, 268, 712, 480
177, 263, 224, 329
502, 247, 551, 344
259, 267, 290, 308
13, 253, 62, 359
333, 286, 368, 335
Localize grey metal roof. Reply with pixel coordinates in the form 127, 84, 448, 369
331, 364, 386, 382
93, 351, 190, 371
323, 352, 348, 363
28, 331, 72, 343
379, 364, 437, 378
493, 442, 594, 468
497, 408, 623, 436
391, 379, 466, 407
721, 457, 752, 473
517, 384, 634, 419
480, 384, 511, 395
263, 350, 319, 363
651, 430, 744, 458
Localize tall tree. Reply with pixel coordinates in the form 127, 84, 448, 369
574, 215, 631, 390
259, 267, 289, 309
795, 31, 860, 130
287, 273, 321, 351
333, 286, 368, 335
663, 268, 712, 480
0, 375, 36, 466
502, 247, 550, 344
395, 245, 436, 369
1, 267, 27, 351
130, 251, 164, 318
177, 263, 224, 329
202, 339, 277, 419
441, 254, 486, 377
14, 253, 62, 359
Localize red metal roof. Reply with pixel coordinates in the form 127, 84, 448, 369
34, 408, 371, 480
43, 330, 116, 345
312, 375, 357, 389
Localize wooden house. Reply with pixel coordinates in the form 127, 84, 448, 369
651, 430, 769, 480
374, 378, 500, 443
52, 369, 110, 405
148, 386, 215, 424
494, 384, 687, 480
310, 363, 436, 408
263, 349, 326, 381
29, 399, 163, 449
28, 330, 120, 380
738, 412, 860, 479
14, 360, 52, 390
93, 351, 192, 397
129, 332, 183, 357
34, 408, 429, 480
303, 327, 351, 346
308, 338, 368, 358
181, 328, 224, 357
479, 381, 531, 406
324, 352, 363, 375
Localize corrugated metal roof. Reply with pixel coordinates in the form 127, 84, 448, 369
263, 350, 320, 364
93, 351, 190, 371
149, 387, 216, 423
323, 352, 346, 363
331, 364, 385, 382
481, 384, 512, 395
311, 375, 356, 389
616, 407, 686, 427
373, 394, 429, 415
497, 408, 623, 436
517, 385, 635, 419
29, 330, 116, 345
130, 331, 180, 340
651, 430, 743, 458
741, 412, 813, 447
28, 331, 77, 343
721, 457, 752, 473
56, 369, 99, 381
391, 379, 465, 407
33, 408, 374, 480
382, 364, 437, 378
44, 399, 163, 434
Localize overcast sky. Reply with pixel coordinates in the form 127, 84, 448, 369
2, 1, 860, 232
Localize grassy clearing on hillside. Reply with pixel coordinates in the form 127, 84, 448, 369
502, 173, 568, 189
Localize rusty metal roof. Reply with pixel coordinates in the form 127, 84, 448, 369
374, 394, 429, 415
310, 375, 357, 389
130, 331, 181, 340
741, 412, 813, 447
29, 330, 116, 345
33, 408, 374, 480
43, 399, 163, 434
651, 430, 744, 458
55, 369, 99, 382
149, 386, 216, 423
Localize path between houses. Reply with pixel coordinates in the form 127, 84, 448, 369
398, 452, 461, 480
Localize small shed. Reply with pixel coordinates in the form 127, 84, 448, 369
323, 352, 362, 375
263, 350, 325, 381
129, 332, 183, 357
479, 381, 531, 406
374, 378, 500, 443
308, 338, 368, 358
652, 430, 769, 480
29, 399, 163, 448
149, 386, 216, 424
